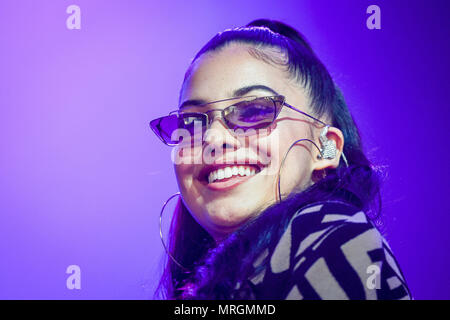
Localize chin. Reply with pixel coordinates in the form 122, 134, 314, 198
205, 205, 252, 229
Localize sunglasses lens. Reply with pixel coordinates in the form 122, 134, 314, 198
150, 113, 206, 145
150, 97, 283, 145
225, 98, 277, 129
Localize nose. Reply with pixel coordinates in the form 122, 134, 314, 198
203, 114, 240, 159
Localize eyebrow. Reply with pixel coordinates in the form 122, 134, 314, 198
179, 85, 280, 109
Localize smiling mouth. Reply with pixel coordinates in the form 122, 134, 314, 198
198, 164, 263, 190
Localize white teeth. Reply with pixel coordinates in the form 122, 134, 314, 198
224, 167, 232, 178
217, 168, 225, 180
207, 165, 259, 183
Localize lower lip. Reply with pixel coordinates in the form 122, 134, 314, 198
201, 173, 258, 191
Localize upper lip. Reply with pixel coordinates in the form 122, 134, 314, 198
198, 160, 265, 182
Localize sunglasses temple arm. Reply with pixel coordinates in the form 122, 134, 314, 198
283, 102, 328, 126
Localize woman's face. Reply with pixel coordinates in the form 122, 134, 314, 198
175, 43, 328, 241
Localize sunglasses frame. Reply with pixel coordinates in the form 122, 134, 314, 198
149, 95, 328, 146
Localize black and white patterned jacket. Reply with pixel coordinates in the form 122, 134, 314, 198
234, 200, 412, 300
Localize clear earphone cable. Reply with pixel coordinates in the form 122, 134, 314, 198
277, 138, 349, 203
277, 139, 323, 203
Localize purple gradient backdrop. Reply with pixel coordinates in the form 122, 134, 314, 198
0, 0, 448, 299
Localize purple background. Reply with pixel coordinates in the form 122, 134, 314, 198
0, 0, 448, 299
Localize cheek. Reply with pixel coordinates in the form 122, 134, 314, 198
250, 125, 297, 176
172, 143, 203, 167
267, 124, 315, 192
276, 121, 315, 160
174, 164, 195, 193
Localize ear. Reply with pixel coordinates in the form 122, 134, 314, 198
311, 126, 345, 172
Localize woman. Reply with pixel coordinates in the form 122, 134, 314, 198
150, 19, 411, 300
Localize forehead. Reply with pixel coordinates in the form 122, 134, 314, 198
180, 44, 291, 103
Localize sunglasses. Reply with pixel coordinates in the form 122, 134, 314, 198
149, 95, 326, 146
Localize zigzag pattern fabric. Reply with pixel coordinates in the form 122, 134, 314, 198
233, 201, 412, 300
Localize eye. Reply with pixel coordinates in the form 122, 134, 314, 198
223, 106, 236, 117
247, 102, 273, 114
238, 102, 274, 122
183, 116, 198, 126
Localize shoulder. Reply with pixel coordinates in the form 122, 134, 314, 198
262, 200, 411, 300
268, 200, 372, 275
